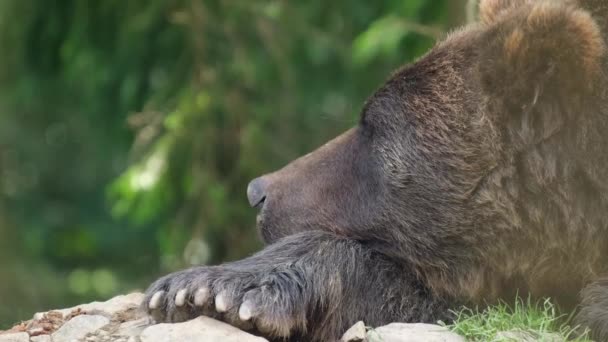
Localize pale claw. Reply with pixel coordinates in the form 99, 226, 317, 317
239, 300, 254, 321
215, 291, 229, 312
175, 289, 188, 307
194, 287, 210, 306
149, 291, 165, 309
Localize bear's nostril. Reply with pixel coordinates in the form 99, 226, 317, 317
255, 195, 266, 208
246, 177, 268, 208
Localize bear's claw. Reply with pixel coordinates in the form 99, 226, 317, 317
143, 266, 302, 338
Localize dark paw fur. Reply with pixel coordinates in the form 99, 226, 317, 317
143, 265, 308, 338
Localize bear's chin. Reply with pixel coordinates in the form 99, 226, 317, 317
255, 210, 277, 244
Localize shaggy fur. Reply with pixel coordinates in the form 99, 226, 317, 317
144, 1, 608, 341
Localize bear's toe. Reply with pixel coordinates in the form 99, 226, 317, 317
214, 290, 231, 312
174, 288, 188, 307
148, 290, 165, 310
194, 287, 211, 306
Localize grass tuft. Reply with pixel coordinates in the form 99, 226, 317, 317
448, 297, 592, 341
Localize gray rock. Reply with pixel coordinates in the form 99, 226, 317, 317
0, 332, 29, 342
28, 328, 47, 337
30, 335, 52, 342
367, 323, 464, 342
140, 316, 268, 342
114, 318, 151, 337
20, 293, 471, 342
34, 293, 144, 320
342, 321, 367, 341
51, 315, 110, 342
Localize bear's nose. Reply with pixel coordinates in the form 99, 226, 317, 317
247, 177, 267, 208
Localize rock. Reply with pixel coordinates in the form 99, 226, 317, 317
114, 317, 151, 337
0, 332, 29, 342
367, 323, 464, 342
27, 327, 47, 337
494, 330, 565, 342
27, 310, 66, 335
34, 293, 144, 320
342, 321, 367, 341
30, 335, 52, 342
80, 316, 151, 342
51, 314, 110, 341
9, 293, 473, 342
140, 316, 268, 342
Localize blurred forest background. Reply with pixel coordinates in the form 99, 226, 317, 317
0, 0, 469, 327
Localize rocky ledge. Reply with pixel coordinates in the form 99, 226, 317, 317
0, 293, 465, 342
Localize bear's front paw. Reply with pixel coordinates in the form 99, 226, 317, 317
143, 265, 308, 338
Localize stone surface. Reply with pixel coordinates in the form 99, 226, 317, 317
114, 317, 151, 337
139, 316, 268, 342
51, 315, 110, 341
29, 336, 51, 342
34, 293, 144, 320
3, 293, 474, 342
341, 321, 367, 342
367, 323, 465, 342
0, 332, 29, 342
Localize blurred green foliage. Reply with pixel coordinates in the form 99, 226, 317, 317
0, 0, 465, 328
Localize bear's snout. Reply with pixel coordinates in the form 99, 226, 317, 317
246, 177, 267, 209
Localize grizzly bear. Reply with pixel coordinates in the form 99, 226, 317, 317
143, 0, 608, 340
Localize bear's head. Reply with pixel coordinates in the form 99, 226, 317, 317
247, 0, 607, 267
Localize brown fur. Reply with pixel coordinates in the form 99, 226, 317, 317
144, 1, 608, 340
479, 0, 530, 24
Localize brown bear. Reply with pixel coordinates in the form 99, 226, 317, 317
143, 0, 608, 340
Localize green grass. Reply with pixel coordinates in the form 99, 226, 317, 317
448, 298, 593, 341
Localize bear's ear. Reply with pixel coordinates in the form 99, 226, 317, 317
480, 2, 605, 102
